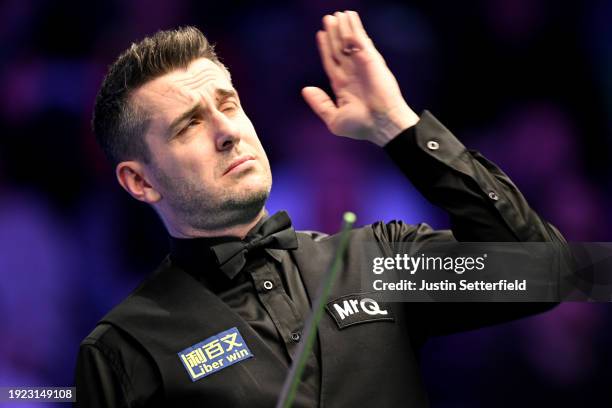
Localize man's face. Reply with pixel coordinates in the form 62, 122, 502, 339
131, 58, 272, 230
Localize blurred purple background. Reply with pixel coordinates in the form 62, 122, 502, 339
1, 0, 611, 406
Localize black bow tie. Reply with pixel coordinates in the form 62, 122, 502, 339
210, 211, 298, 278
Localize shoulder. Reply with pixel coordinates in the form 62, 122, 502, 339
79, 256, 176, 355
79, 322, 152, 371
77, 322, 163, 406
295, 223, 379, 242
296, 220, 438, 243
81, 322, 119, 349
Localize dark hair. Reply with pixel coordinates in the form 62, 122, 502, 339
92, 26, 227, 167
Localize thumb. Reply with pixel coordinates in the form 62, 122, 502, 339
301, 86, 337, 127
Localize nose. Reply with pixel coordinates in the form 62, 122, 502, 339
212, 109, 240, 152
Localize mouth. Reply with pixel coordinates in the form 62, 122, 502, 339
223, 155, 255, 175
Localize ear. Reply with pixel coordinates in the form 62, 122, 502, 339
116, 160, 162, 204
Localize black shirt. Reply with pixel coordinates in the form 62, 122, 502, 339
74, 111, 567, 407
170, 214, 322, 404
76, 212, 325, 407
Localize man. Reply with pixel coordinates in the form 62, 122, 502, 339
75, 10, 566, 407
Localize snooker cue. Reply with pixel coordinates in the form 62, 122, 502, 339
276, 211, 357, 408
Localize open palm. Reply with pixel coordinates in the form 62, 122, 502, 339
302, 11, 419, 146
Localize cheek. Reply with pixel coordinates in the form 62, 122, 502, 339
249, 139, 270, 172
238, 115, 259, 142
161, 148, 217, 183
240, 123, 267, 157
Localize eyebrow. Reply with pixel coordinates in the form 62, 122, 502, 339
215, 88, 238, 100
167, 88, 239, 136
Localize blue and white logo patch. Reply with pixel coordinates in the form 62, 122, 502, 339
178, 327, 253, 382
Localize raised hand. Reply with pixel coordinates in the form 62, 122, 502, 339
302, 10, 420, 146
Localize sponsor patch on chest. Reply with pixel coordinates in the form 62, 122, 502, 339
178, 327, 253, 382
326, 293, 395, 329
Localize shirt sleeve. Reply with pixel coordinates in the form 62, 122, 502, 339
74, 343, 130, 408
374, 110, 568, 337
381, 110, 565, 243
74, 324, 163, 408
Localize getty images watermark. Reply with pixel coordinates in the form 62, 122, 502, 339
371, 251, 527, 292
358, 242, 612, 302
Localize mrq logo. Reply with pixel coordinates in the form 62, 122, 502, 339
326, 294, 395, 329
332, 297, 388, 320
372, 253, 488, 275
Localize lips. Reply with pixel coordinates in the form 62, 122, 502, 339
223, 155, 255, 175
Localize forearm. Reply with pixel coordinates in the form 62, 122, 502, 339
384, 110, 565, 243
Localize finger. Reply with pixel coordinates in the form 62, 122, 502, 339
336, 11, 353, 48
347, 10, 367, 37
323, 14, 342, 63
301, 86, 337, 126
347, 10, 378, 56
316, 30, 341, 81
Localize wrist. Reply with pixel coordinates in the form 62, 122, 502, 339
371, 103, 420, 147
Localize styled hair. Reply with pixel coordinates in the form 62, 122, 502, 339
92, 26, 228, 167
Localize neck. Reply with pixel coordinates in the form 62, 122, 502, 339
166, 207, 267, 240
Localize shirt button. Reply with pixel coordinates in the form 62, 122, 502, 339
488, 191, 499, 201
291, 332, 301, 342
426, 140, 440, 150
263, 280, 274, 290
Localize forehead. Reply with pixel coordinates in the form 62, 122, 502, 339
132, 58, 233, 114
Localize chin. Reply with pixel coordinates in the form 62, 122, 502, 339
237, 183, 271, 200
237, 171, 271, 194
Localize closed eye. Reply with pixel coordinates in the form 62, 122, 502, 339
176, 118, 201, 136
221, 101, 239, 113
186, 118, 201, 127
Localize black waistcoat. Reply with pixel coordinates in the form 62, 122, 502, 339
100, 228, 429, 407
